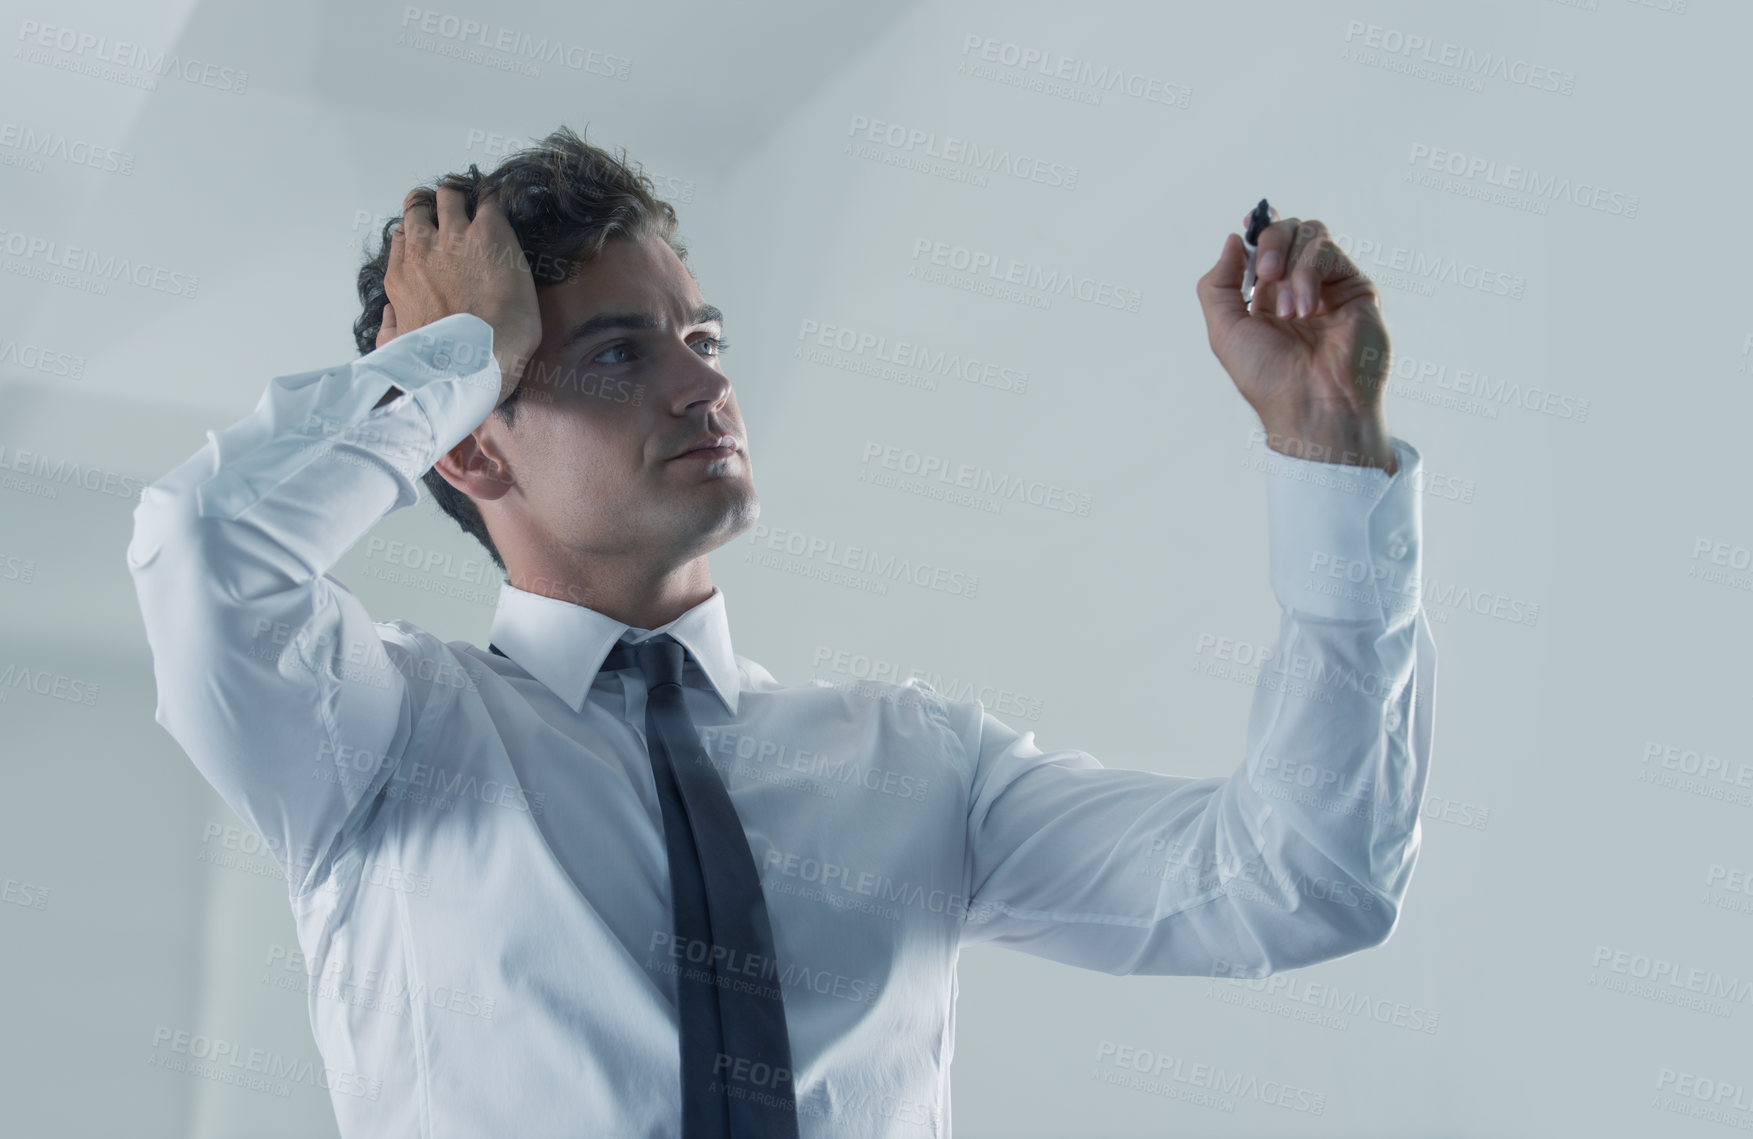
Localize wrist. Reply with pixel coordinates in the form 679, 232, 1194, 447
491, 346, 531, 406
1257, 412, 1395, 474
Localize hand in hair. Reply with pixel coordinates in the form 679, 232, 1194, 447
377, 185, 542, 408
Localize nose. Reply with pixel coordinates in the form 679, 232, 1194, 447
665, 342, 733, 416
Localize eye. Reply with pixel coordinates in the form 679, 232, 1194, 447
591, 342, 635, 365
694, 336, 730, 358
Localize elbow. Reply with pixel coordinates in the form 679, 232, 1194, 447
1253, 881, 1403, 977
1350, 887, 1402, 952
1304, 884, 1401, 969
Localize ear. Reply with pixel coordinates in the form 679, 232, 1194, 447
432, 426, 515, 503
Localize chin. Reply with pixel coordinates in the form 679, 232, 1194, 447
678, 482, 759, 552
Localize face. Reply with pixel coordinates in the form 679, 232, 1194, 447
455, 231, 758, 573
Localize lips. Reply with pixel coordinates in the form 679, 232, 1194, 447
672, 433, 739, 460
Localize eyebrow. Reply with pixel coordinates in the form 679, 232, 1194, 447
559, 303, 723, 350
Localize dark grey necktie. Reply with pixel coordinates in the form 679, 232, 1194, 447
597, 633, 801, 1139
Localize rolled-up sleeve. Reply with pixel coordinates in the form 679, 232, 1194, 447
952, 437, 1437, 978
126, 314, 502, 895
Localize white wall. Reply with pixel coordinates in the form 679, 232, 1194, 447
2, 0, 1746, 1135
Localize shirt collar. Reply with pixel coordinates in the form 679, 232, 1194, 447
487, 582, 740, 716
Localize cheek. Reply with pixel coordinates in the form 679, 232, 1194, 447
522, 405, 641, 498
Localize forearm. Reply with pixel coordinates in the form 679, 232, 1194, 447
125, 313, 500, 886
156, 313, 500, 584
1258, 410, 1396, 474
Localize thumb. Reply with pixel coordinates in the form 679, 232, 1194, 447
1195, 232, 1249, 348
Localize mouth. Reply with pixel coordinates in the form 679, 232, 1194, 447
671, 434, 740, 461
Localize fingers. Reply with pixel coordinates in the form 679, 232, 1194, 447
1281, 219, 1323, 318
387, 216, 406, 282
1195, 232, 1249, 348
387, 188, 434, 323
1285, 220, 1377, 318
1283, 220, 1331, 317
434, 185, 469, 238
1250, 216, 1373, 319
1251, 214, 1296, 278
470, 191, 519, 249
401, 188, 436, 245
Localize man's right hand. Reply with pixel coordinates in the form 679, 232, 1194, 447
375, 185, 541, 408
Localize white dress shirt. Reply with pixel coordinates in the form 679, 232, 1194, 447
126, 313, 1437, 1138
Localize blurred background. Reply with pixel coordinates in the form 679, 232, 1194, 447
2, 0, 1748, 1135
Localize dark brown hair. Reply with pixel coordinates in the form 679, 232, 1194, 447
351, 124, 687, 572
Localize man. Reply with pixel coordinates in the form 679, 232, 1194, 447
127, 125, 1435, 1137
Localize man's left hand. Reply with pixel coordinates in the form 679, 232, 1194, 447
1196, 208, 1396, 474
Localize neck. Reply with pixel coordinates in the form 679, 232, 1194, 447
504, 550, 716, 631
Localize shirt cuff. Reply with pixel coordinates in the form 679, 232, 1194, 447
356, 312, 504, 497
1264, 436, 1423, 624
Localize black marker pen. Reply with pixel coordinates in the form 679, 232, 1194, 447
1240, 198, 1272, 313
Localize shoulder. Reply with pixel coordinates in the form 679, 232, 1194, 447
336, 617, 484, 699
736, 656, 977, 767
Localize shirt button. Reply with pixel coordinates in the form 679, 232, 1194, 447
1385, 707, 1403, 731
1385, 531, 1410, 560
